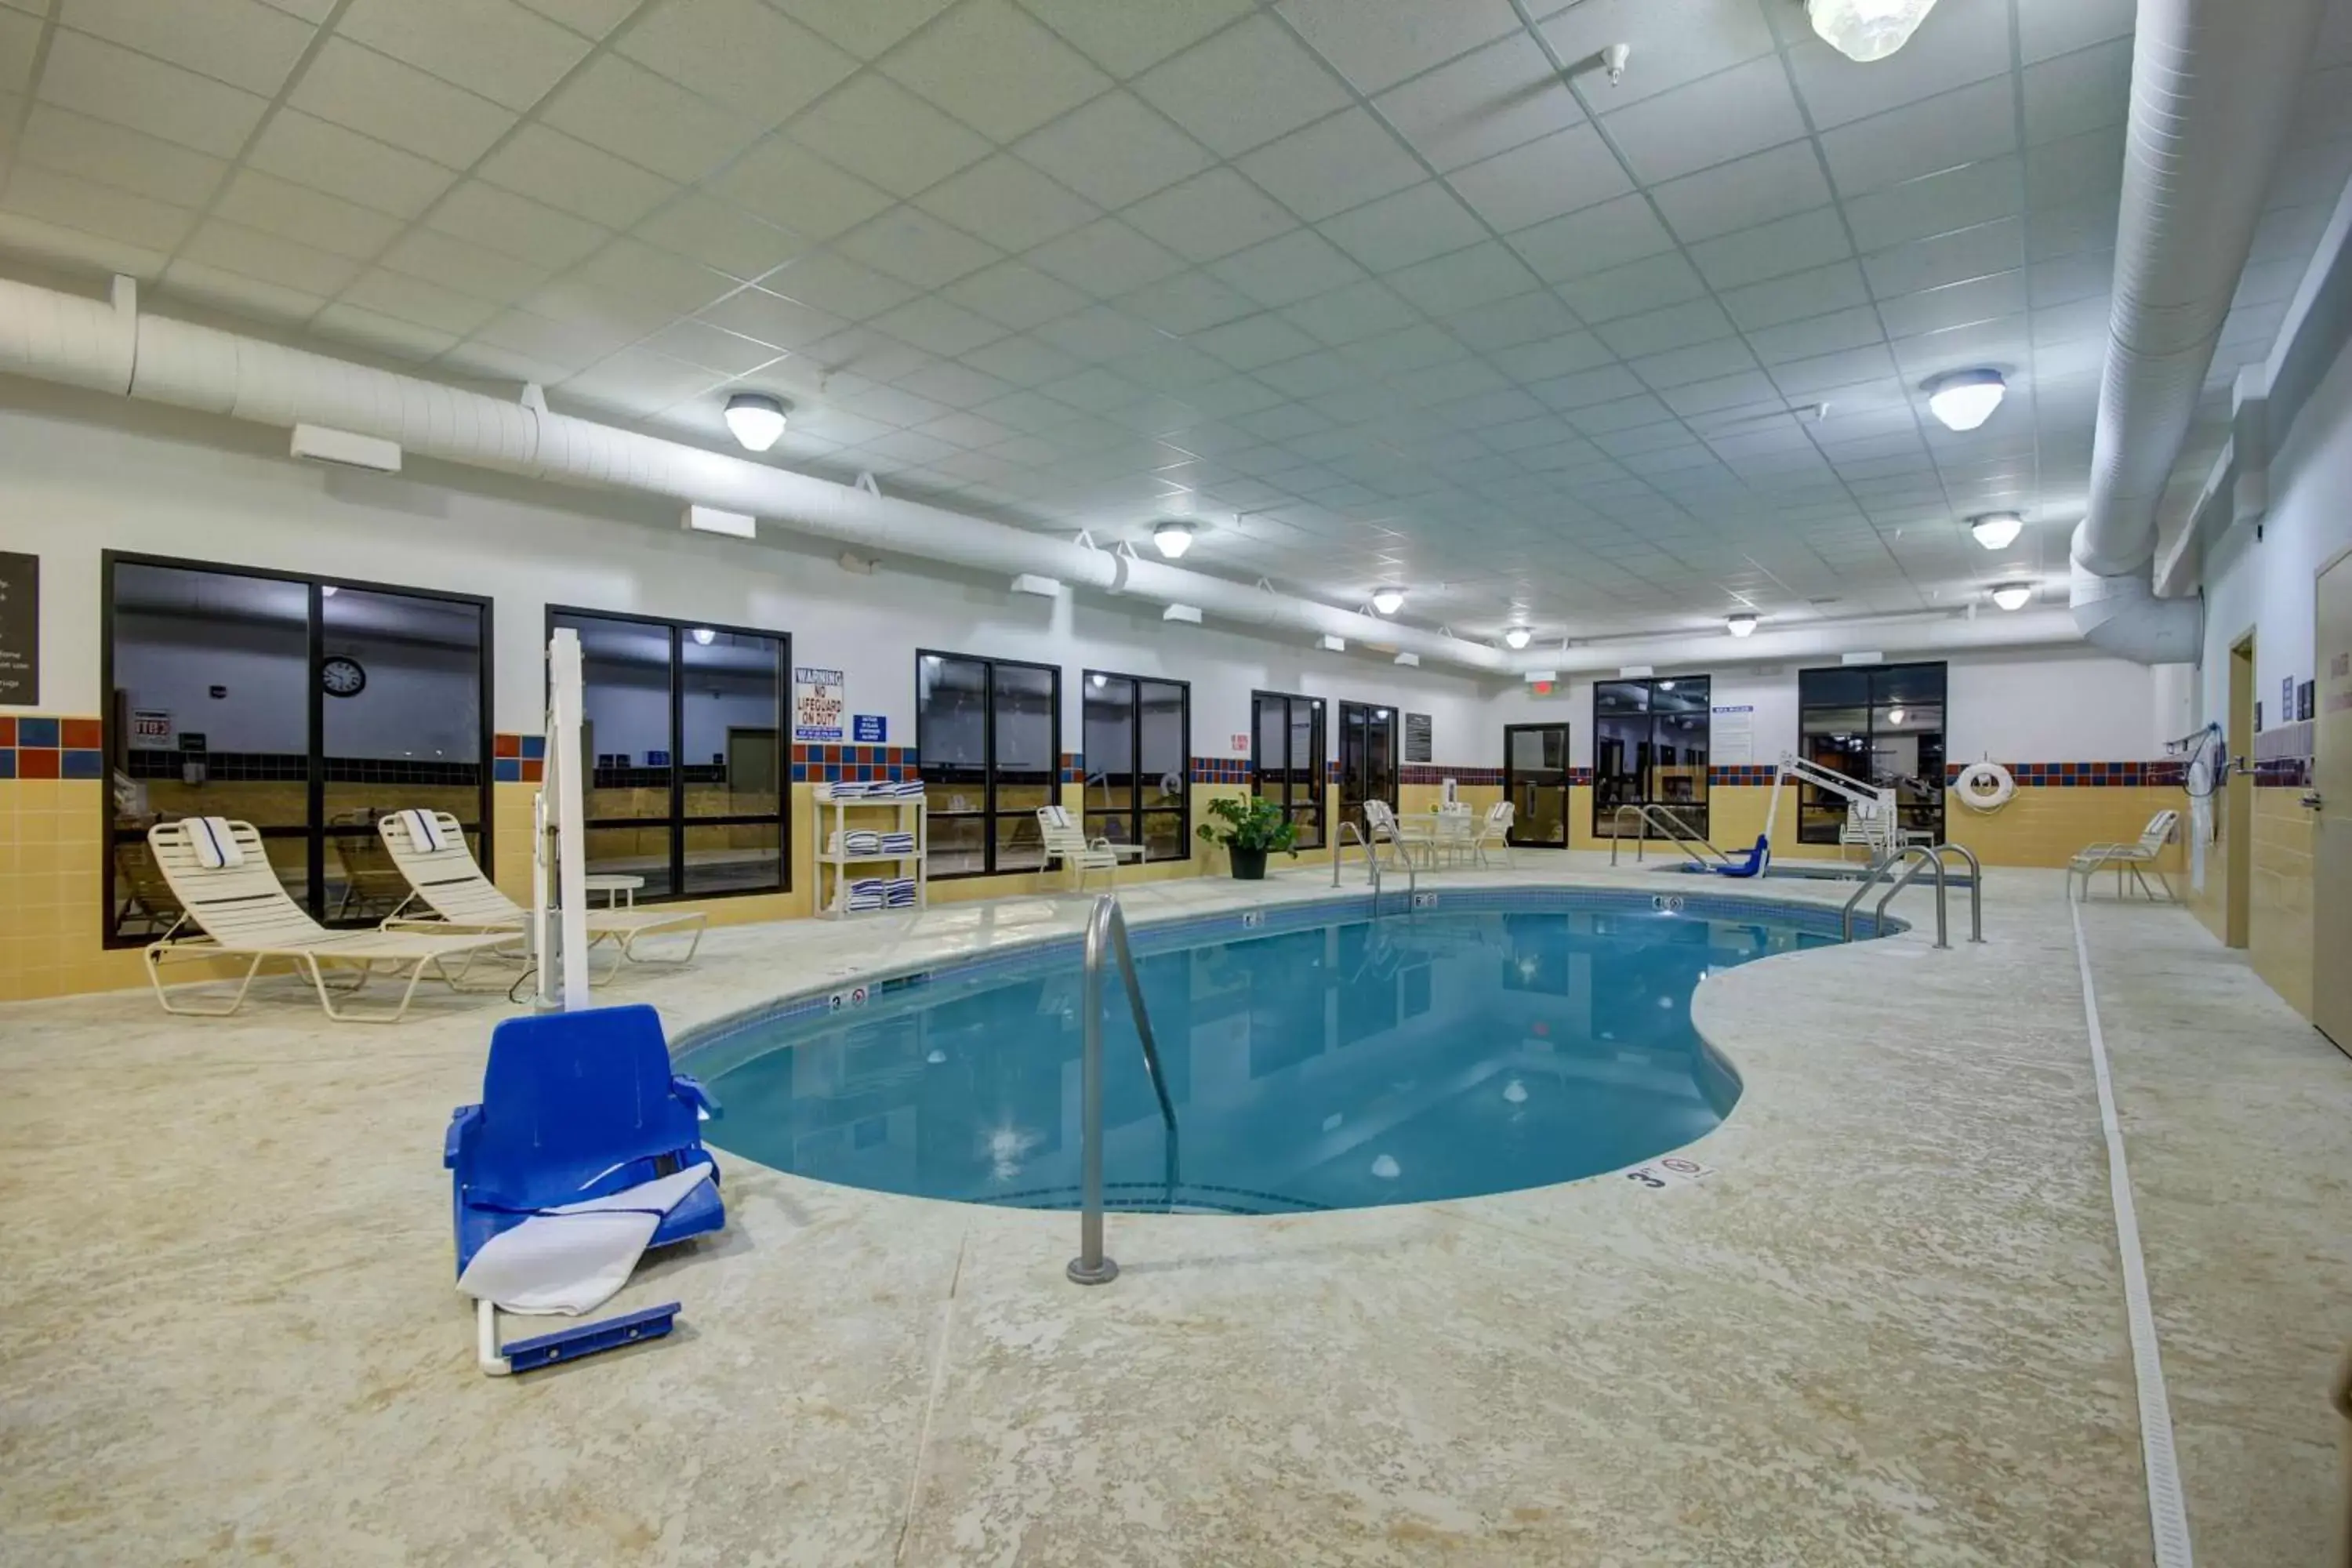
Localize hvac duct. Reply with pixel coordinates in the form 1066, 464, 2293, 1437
0, 272, 1503, 673
2070, 0, 2327, 661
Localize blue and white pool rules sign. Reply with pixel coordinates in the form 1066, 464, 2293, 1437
852, 714, 887, 743
793, 666, 845, 742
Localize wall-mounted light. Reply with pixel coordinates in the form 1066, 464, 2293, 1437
1726, 612, 1758, 637
1925, 368, 2005, 432
723, 392, 787, 452
1318, 633, 1345, 652
691, 627, 716, 645
1969, 512, 2024, 550
1503, 626, 1532, 649
1808, 0, 1940, 63
1152, 520, 1195, 558
1991, 583, 2034, 611
1370, 586, 1404, 615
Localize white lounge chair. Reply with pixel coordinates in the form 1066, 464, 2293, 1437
1036, 804, 1140, 891
2070, 809, 2180, 902
1468, 800, 1516, 868
378, 810, 704, 976
143, 818, 519, 1022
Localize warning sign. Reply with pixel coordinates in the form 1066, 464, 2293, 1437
793, 666, 845, 742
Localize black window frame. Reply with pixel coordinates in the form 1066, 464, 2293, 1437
547, 604, 791, 904
917, 648, 1063, 880
1795, 659, 1948, 846
1591, 674, 1712, 840
1250, 689, 1328, 849
1080, 668, 1192, 863
100, 550, 495, 949
1336, 699, 1400, 834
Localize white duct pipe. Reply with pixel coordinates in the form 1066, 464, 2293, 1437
1503, 608, 2083, 675
0, 274, 1503, 673
2071, 0, 2327, 660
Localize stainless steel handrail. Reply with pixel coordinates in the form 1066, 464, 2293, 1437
1068, 895, 1178, 1287
1608, 803, 1728, 869
1332, 818, 1374, 887
1874, 846, 1948, 949
1931, 842, 1984, 943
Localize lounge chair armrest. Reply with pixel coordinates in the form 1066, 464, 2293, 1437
445, 1104, 484, 1168
672, 1074, 720, 1120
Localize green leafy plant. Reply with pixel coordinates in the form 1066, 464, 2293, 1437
1195, 794, 1300, 855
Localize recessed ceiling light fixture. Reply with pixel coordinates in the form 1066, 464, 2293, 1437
1727, 612, 1759, 637
1925, 368, 2005, 432
1152, 519, 1195, 559
1888, 706, 1907, 725
691, 627, 715, 645
1504, 626, 1533, 650
723, 392, 786, 452
1808, 0, 1940, 62
1969, 511, 2024, 550
1992, 582, 2034, 611
1370, 586, 1405, 615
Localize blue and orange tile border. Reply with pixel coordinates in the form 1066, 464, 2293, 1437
0, 715, 105, 781
491, 732, 546, 783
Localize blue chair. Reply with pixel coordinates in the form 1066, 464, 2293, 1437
1711, 834, 1772, 879
445, 1004, 723, 1372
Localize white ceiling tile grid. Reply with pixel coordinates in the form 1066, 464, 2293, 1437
0, 0, 2345, 643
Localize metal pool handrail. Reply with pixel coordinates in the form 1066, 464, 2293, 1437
1608, 803, 1729, 869
1068, 894, 1178, 1287
1934, 843, 1985, 945
1839, 842, 1987, 946
1332, 818, 1373, 887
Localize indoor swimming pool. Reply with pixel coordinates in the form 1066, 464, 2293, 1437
686, 893, 1851, 1214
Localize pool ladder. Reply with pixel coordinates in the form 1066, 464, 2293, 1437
1068, 894, 1179, 1287
1839, 843, 1984, 946
1606, 804, 1730, 870
1331, 817, 1417, 918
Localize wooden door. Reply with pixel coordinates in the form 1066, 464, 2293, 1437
2314, 551, 2351, 1048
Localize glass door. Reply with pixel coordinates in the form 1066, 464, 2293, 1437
1504, 724, 1570, 847
1337, 701, 1397, 838
1251, 691, 1326, 849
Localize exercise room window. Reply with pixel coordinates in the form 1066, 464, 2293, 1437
1796, 662, 1947, 845
919, 651, 1061, 878
549, 608, 788, 902
1592, 675, 1711, 840
102, 554, 492, 947
1082, 670, 1189, 862
1251, 690, 1327, 849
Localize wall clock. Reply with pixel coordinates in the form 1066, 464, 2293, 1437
321, 655, 368, 698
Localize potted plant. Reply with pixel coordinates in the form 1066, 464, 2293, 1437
1195, 795, 1299, 881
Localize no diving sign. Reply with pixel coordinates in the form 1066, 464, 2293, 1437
1622, 1155, 1715, 1190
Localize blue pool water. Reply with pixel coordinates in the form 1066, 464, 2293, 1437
689, 896, 1842, 1214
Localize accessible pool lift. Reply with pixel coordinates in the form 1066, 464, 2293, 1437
1763, 750, 1906, 865
532, 626, 592, 1014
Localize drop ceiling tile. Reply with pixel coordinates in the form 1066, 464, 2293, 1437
340, 267, 503, 336
1032, 303, 1163, 361
1566, 394, 1675, 436
2, 164, 193, 253
1844, 156, 2022, 253
245, 110, 458, 219
539, 52, 767, 183
911, 155, 1101, 255
1276, 0, 1519, 96
1663, 370, 1782, 416
316, 303, 463, 361
160, 260, 324, 326
942, 259, 1091, 332
801, 324, 934, 383
36, 29, 267, 157
1543, 0, 1777, 100
1527, 362, 1646, 411
550, 234, 737, 318
1594, 297, 1736, 360
1745, 304, 1886, 366
1316, 180, 1486, 274
294, 38, 521, 170
1276, 276, 1425, 346
1603, 56, 1808, 186
1189, 313, 1323, 371
1207, 227, 1366, 309
1016, 0, 1252, 78
1503, 196, 1674, 290
469, 304, 634, 370
833, 205, 1005, 290
1340, 321, 1469, 376
564, 345, 725, 417
381, 225, 552, 303
423, 180, 608, 270
1686, 206, 1853, 291
1786, 0, 2013, 130
768, 0, 953, 57
1039, 365, 1150, 411
627, 318, 780, 378
64, 0, 315, 95
1489, 329, 1613, 383
337, 0, 589, 111
0, 9, 28, 93
14, 103, 226, 207
714, 135, 893, 239
1117, 268, 1257, 334
787, 74, 992, 198
1234, 108, 1425, 224
1629, 336, 1760, 390
1820, 78, 2019, 200
1372, 33, 1584, 172
1254, 349, 1356, 399
2026, 125, 2125, 211
618, 0, 856, 123
2023, 39, 2132, 151
697, 285, 848, 350
1012, 91, 1213, 210
1442, 289, 1580, 354
1766, 341, 1900, 397
756, 249, 919, 322
1719, 260, 1871, 331
1878, 268, 2029, 339
1025, 216, 1188, 297
1132, 13, 1353, 158
2016, 0, 2133, 64
880, 0, 1111, 142
633, 192, 808, 281
1652, 141, 1833, 244
511, 0, 633, 37
210, 169, 405, 261
1381, 240, 1539, 316
1860, 216, 2024, 297
1444, 124, 1632, 234
1555, 249, 1706, 323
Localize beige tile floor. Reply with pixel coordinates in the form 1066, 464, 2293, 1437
0, 855, 2343, 1566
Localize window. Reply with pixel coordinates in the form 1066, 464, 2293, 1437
1504, 723, 1571, 848
550, 608, 787, 901
1251, 690, 1327, 849
919, 651, 1061, 878
103, 554, 491, 946
1081, 670, 1189, 862
1796, 662, 1947, 844
1336, 701, 1398, 837
1593, 676, 1711, 839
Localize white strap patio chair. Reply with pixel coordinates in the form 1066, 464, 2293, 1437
2069, 809, 2180, 902
1468, 800, 1516, 868
378, 810, 704, 977
144, 818, 520, 1023
1361, 799, 1435, 869
1036, 804, 1138, 891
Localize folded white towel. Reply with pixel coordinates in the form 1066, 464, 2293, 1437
396, 808, 449, 852
455, 1163, 715, 1316
189, 816, 243, 869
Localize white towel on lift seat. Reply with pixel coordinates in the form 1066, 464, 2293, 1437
190, 816, 243, 869
455, 1163, 714, 1316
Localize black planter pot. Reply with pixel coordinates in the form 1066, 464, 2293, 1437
1229, 847, 1268, 880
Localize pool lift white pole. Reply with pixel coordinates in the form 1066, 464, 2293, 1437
1763, 750, 1900, 858
532, 628, 593, 1013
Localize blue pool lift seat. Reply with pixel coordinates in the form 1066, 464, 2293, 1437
1711, 834, 1772, 879
445, 1004, 724, 1371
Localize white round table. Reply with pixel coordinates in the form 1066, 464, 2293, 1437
581, 873, 643, 908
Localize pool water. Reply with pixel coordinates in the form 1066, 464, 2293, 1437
694, 903, 1837, 1214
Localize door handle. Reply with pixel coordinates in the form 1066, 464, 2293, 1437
2302, 790, 2324, 811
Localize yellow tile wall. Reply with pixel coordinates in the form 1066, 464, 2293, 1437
2249, 786, 2315, 1018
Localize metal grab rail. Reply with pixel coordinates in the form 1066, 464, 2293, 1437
1332, 818, 1373, 887
1331, 813, 1415, 917
1933, 843, 1984, 944
1068, 895, 1178, 1287
1608, 803, 1730, 869
1840, 842, 1984, 946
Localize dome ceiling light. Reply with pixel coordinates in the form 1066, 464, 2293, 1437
1152, 519, 1196, 559
1925, 368, 2005, 432
1726, 612, 1759, 637
1969, 512, 2024, 550
1370, 586, 1405, 615
1991, 583, 2034, 611
722, 392, 787, 452
1808, 0, 1940, 63
1503, 626, 1533, 650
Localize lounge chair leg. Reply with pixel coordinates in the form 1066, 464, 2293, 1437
149, 948, 266, 1017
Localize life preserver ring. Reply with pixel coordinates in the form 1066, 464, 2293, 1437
1954, 760, 2015, 811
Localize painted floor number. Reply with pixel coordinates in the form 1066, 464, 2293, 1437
1623, 1155, 1714, 1189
